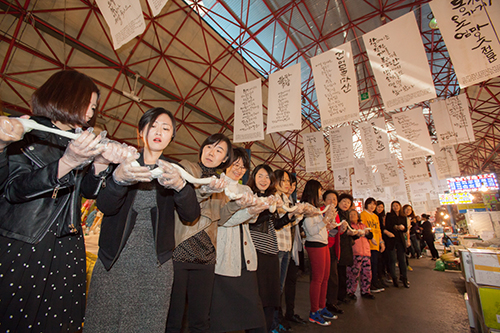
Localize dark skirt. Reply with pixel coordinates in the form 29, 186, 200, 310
255, 251, 280, 307
0, 224, 86, 332
210, 268, 265, 332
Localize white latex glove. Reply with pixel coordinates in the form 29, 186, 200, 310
94, 139, 134, 165
113, 153, 152, 185
156, 160, 186, 192
247, 197, 270, 215
200, 177, 226, 194
0, 116, 25, 151
59, 128, 106, 170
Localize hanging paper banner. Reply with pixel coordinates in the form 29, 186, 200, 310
429, 164, 450, 194
392, 107, 435, 159
147, 0, 169, 17
391, 169, 410, 203
303, 132, 328, 173
432, 144, 461, 180
377, 158, 400, 187
429, 0, 500, 88
431, 94, 475, 147
233, 79, 264, 143
373, 173, 392, 203
329, 126, 354, 170
334, 168, 351, 191
266, 64, 302, 134
359, 117, 392, 166
403, 157, 430, 184
353, 158, 374, 189
362, 12, 436, 111
409, 181, 432, 202
96, 0, 146, 50
310, 42, 359, 127
352, 174, 372, 199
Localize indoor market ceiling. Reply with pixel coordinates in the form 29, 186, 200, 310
1, 0, 499, 194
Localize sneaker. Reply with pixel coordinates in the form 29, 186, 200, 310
408, 265, 413, 271
278, 323, 290, 332
285, 314, 307, 325
319, 307, 338, 320
326, 303, 344, 314
309, 311, 331, 326
361, 293, 375, 299
370, 286, 383, 293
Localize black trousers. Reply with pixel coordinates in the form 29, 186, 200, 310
326, 247, 339, 305
337, 264, 348, 301
284, 259, 298, 318
166, 261, 215, 333
388, 243, 407, 281
424, 237, 439, 259
370, 250, 380, 287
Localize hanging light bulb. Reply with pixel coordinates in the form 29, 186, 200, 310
429, 17, 438, 30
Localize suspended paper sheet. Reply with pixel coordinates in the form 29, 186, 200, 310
430, 164, 451, 194
353, 158, 374, 189
377, 158, 400, 187
303, 132, 328, 173
334, 168, 351, 191
330, 126, 354, 170
362, 12, 436, 111
352, 175, 372, 199
310, 42, 359, 127
147, 0, 169, 17
403, 157, 430, 184
392, 169, 410, 204
96, 0, 146, 50
432, 143, 460, 180
431, 94, 475, 147
359, 117, 391, 166
373, 173, 392, 203
429, 0, 500, 88
409, 181, 432, 202
233, 79, 264, 143
392, 107, 435, 159
267, 64, 302, 134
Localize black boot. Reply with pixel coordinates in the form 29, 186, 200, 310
402, 279, 410, 288
393, 279, 399, 288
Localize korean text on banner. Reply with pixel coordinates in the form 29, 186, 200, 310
353, 158, 374, 189
431, 94, 475, 147
432, 143, 460, 180
96, 0, 146, 50
233, 79, 264, 143
359, 117, 391, 166
392, 107, 435, 159
377, 157, 400, 187
403, 157, 430, 184
303, 132, 328, 173
362, 12, 436, 111
329, 126, 354, 170
430, 0, 500, 88
334, 168, 351, 191
310, 42, 359, 127
267, 64, 302, 134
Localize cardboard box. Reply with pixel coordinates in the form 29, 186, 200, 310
469, 249, 500, 287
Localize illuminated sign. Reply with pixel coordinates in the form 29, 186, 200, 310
439, 192, 474, 205
447, 173, 498, 193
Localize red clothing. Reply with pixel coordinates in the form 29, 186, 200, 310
351, 222, 371, 257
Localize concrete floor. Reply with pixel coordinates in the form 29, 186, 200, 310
287, 255, 473, 333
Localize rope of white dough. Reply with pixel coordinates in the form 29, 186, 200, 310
330, 220, 371, 233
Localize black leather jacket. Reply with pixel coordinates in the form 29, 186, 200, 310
249, 193, 295, 234
0, 117, 110, 244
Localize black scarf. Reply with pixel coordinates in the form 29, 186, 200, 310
198, 162, 218, 178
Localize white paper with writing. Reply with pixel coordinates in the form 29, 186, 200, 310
377, 157, 400, 187
303, 132, 328, 173
333, 168, 351, 191
362, 12, 436, 111
430, 164, 450, 194
267, 64, 302, 134
96, 0, 146, 50
352, 174, 372, 199
392, 169, 410, 203
359, 117, 392, 166
403, 157, 430, 184
311, 42, 359, 127
409, 181, 432, 202
147, 0, 169, 16
392, 107, 435, 159
430, 0, 500, 88
432, 143, 461, 179
233, 79, 264, 143
353, 158, 374, 189
329, 126, 354, 170
431, 94, 475, 147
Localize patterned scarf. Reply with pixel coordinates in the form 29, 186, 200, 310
198, 162, 218, 178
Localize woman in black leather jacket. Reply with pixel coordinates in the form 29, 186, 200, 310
385, 201, 409, 288
0, 70, 125, 332
246, 164, 295, 332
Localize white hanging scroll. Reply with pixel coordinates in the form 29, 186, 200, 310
429, 0, 500, 88
96, 0, 146, 50
373, 173, 392, 203
392, 107, 435, 159
377, 157, 400, 187
429, 164, 450, 194
266, 64, 302, 134
233, 79, 264, 143
409, 181, 432, 202
431, 94, 475, 147
303, 132, 328, 173
334, 168, 351, 191
392, 169, 410, 204
359, 117, 391, 166
403, 157, 430, 184
432, 143, 461, 179
352, 174, 372, 199
353, 158, 374, 189
311, 42, 359, 127
362, 12, 436, 111
147, 0, 169, 17
329, 126, 354, 170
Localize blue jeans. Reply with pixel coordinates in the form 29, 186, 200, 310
278, 251, 291, 293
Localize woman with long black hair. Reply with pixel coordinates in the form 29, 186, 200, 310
385, 201, 410, 288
